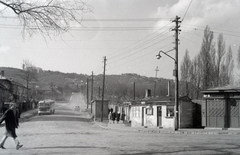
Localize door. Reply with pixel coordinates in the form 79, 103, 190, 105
228, 99, 240, 128
157, 106, 162, 127
142, 107, 146, 126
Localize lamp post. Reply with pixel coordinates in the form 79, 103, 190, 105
156, 49, 179, 131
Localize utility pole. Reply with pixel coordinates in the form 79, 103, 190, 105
86, 77, 89, 109
101, 56, 107, 122
98, 86, 101, 98
91, 71, 94, 113
133, 82, 135, 100
154, 66, 159, 97
172, 15, 181, 130
50, 82, 54, 100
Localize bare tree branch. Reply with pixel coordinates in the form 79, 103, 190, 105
0, 0, 92, 37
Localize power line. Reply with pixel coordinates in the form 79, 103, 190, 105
108, 34, 173, 65
182, 0, 193, 22
181, 24, 240, 38
108, 30, 171, 63
107, 42, 173, 72
107, 22, 172, 59
107, 22, 173, 61
0, 16, 171, 21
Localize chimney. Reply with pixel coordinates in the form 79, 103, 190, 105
167, 81, 171, 96
145, 89, 151, 98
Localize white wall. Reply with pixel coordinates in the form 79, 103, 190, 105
131, 105, 174, 129
162, 105, 175, 129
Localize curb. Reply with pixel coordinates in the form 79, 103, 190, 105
19, 109, 38, 121
93, 121, 240, 135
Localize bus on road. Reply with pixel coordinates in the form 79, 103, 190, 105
38, 100, 55, 115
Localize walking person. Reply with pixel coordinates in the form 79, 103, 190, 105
0, 102, 23, 150
112, 111, 116, 123
121, 111, 125, 123
108, 110, 113, 124
116, 111, 120, 123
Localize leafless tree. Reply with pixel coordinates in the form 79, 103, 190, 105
180, 50, 192, 96
0, 0, 91, 37
200, 26, 214, 90
236, 46, 240, 83
220, 46, 234, 85
216, 33, 226, 86
20, 59, 38, 101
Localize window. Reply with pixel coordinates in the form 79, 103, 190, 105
167, 106, 174, 117
146, 108, 153, 115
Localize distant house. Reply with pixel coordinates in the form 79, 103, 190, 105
201, 85, 240, 129
0, 72, 28, 112
92, 100, 109, 121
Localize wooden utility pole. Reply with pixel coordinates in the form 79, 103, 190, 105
101, 56, 107, 122
154, 66, 159, 97
50, 82, 54, 100
172, 15, 181, 130
86, 77, 89, 109
91, 71, 94, 113
98, 86, 101, 98
133, 82, 135, 100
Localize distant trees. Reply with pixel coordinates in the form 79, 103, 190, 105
20, 59, 38, 101
180, 50, 191, 96
237, 46, 240, 83
180, 26, 235, 99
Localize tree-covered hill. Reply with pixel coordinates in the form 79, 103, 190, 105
0, 67, 176, 102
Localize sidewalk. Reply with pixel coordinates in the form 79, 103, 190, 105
94, 120, 240, 135
20, 108, 38, 120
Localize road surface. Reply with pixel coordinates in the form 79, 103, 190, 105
1, 93, 240, 155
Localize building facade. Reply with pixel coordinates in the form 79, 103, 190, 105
129, 96, 196, 129
202, 85, 240, 129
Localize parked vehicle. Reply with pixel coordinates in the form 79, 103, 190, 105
38, 100, 55, 115
74, 106, 80, 111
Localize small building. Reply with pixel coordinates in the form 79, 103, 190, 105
130, 95, 196, 129
92, 100, 109, 121
201, 85, 240, 129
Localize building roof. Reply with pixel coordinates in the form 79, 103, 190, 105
201, 85, 240, 93
125, 95, 191, 106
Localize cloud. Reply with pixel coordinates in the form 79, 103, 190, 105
0, 46, 11, 53
154, 0, 240, 31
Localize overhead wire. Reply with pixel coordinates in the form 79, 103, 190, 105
181, 24, 240, 38
182, 0, 193, 22
108, 30, 171, 64
108, 34, 173, 68
107, 23, 173, 63
107, 42, 174, 72
107, 21, 172, 59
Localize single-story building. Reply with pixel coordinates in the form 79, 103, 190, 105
201, 85, 240, 129
92, 100, 109, 121
129, 95, 197, 129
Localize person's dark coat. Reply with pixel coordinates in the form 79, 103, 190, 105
112, 112, 116, 121
2, 106, 7, 114
116, 112, 120, 122
0, 109, 19, 138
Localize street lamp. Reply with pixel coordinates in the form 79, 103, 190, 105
156, 49, 179, 131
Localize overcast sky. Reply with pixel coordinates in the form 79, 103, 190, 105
0, 0, 239, 79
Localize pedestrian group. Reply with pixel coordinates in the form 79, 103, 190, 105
108, 108, 125, 124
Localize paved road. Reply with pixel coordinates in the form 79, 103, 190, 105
1, 93, 240, 155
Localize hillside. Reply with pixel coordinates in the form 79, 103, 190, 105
0, 67, 175, 102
